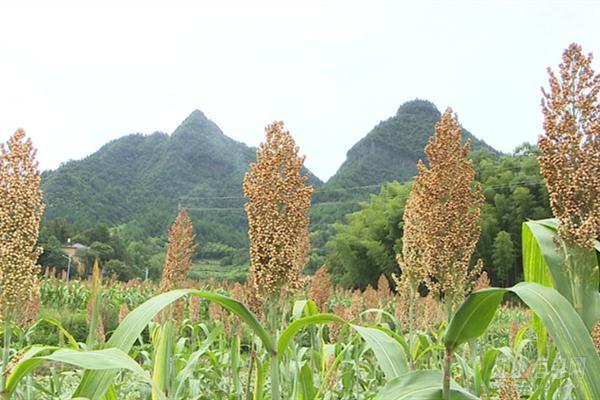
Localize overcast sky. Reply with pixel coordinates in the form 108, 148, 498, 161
1, 0, 599, 181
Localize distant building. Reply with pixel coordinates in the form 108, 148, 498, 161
61, 242, 87, 259
61, 242, 88, 276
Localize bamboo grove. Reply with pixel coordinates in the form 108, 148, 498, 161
0, 43, 599, 399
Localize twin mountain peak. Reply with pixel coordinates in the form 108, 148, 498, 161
41, 99, 495, 225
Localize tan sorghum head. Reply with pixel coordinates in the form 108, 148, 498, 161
363, 284, 378, 310
540, 43, 600, 250
0, 129, 45, 323
159, 209, 197, 322
243, 121, 313, 300
402, 109, 484, 309
591, 320, 600, 354
159, 208, 198, 292
498, 374, 520, 400
188, 295, 201, 322
231, 281, 245, 303
118, 303, 129, 324
329, 302, 347, 342
472, 270, 492, 292
309, 266, 333, 312
376, 274, 392, 305
347, 289, 363, 321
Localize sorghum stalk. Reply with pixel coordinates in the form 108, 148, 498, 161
0, 319, 11, 394
442, 347, 452, 400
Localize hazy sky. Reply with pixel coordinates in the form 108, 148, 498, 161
1, 0, 599, 181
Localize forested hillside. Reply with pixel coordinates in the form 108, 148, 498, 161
327, 100, 496, 187
38, 101, 546, 288
325, 144, 551, 289
42, 110, 321, 246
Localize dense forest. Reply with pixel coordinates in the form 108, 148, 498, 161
38, 100, 550, 288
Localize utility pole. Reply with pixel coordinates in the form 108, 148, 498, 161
62, 254, 72, 281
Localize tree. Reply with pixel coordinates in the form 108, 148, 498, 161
326, 182, 411, 289
243, 121, 313, 300
105, 259, 139, 281
492, 231, 515, 286
38, 232, 67, 272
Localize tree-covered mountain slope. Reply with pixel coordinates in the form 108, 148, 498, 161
41, 110, 322, 246
326, 99, 497, 188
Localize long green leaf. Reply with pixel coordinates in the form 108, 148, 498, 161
443, 288, 506, 351
74, 289, 272, 400
374, 370, 478, 400
277, 314, 408, 380
351, 324, 408, 379
5, 346, 58, 396
298, 361, 316, 400
522, 221, 554, 354
151, 322, 172, 400
278, 313, 344, 359
523, 219, 600, 330
7, 348, 156, 398
444, 282, 600, 399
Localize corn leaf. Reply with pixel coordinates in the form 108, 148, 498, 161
278, 313, 344, 359
444, 282, 600, 399
74, 289, 272, 400
151, 322, 172, 400
374, 370, 478, 400
351, 324, 408, 380
523, 219, 600, 331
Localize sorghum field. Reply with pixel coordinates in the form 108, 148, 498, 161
0, 43, 599, 400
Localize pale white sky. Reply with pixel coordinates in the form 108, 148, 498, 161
0, 0, 598, 181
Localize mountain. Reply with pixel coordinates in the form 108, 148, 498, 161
41, 110, 322, 246
326, 99, 497, 187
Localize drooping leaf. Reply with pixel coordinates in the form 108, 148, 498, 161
351, 324, 408, 379
444, 282, 600, 399
74, 289, 272, 400
374, 370, 478, 400
523, 219, 600, 330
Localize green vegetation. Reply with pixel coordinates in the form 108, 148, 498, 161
327, 100, 495, 187
324, 144, 551, 289
38, 103, 551, 288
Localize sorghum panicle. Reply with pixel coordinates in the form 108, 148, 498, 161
0, 129, 44, 323
540, 43, 600, 250
308, 265, 333, 312
243, 121, 313, 300
402, 109, 484, 309
159, 209, 198, 292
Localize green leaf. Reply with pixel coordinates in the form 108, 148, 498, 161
32, 317, 79, 349
45, 348, 146, 374
298, 361, 316, 400
151, 322, 173, 400
7, 348, 158, 398
522, 221, 555, 354
374, 370, 478, 400
351, 324, 408, 379
74, 289, 272, 400
443, 288, 506, 351
278, 313, 344, 359
444, 282, 600, 399
523, 219, 600, 330
5, 346, 59, 396
479, 348, 500, 390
